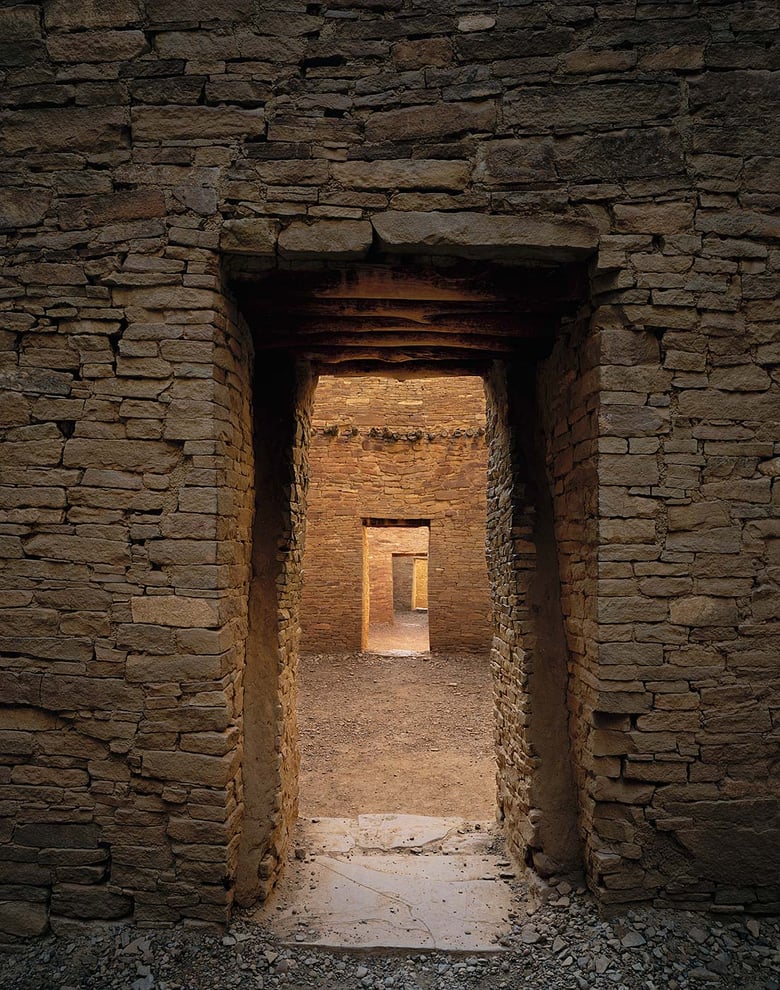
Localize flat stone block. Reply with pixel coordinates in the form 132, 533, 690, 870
372, 211, 598, 261
332, 160, 469, 191
130, 595, 220, 628
278, 220, 373, 260
255, 817, 513, 953
142, 749, 237, 787
0, 900, 48, 937
0, 107, 129, 155
0, 189, 52, 230
669, 596, 738, 626
51, 883, 132, 920
131, 106, 266, 142
220, 218, 278, 256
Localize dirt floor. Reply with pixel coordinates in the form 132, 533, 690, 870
366, 609, 430, 653
297, 648, 496, 820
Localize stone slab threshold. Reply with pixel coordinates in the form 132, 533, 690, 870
251, 815, 517, 953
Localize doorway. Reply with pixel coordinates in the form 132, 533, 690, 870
296, 373, 494, 821
363, 519, 431, 654
231, 260, 590, 909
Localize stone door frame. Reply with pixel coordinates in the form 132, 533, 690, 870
225, 224, 597, 905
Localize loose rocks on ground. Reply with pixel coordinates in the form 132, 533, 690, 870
1, 883, 778, 990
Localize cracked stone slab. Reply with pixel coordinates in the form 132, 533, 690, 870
297, 818, 356, 855
255, 852, 514, 952
295, 816, 499, 858
355, 814, 465, 851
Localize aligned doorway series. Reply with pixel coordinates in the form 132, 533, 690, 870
362, 517, 431, 654
232, 259, 590, 906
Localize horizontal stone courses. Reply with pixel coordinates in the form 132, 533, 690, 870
0, 0, 777, 930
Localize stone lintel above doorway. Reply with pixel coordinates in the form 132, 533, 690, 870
221, 211, 599, 265
372, 211, 599, 262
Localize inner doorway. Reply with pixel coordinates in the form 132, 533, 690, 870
297, 373, 494, 821
363, 518, 430, 654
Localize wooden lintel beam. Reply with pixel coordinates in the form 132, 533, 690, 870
297, 346, 513, 364
241, 298, 570, 326
254, 331, 521, 351
251, 313, 556, 339
237, 262, 588, 306
311, 360, 490, 378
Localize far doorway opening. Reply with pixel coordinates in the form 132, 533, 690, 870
363, 518, 430, 654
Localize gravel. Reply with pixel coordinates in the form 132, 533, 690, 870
1, 879, 778, 990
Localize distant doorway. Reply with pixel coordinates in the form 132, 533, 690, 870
363, 519, 430, 654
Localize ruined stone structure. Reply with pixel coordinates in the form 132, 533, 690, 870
301, 375, 491, 652
1, 0, 779, 939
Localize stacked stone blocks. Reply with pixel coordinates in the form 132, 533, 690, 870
0, 0, 777, 936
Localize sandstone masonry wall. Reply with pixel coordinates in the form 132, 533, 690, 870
301, 376, 491, 653
0, 0, 777, 935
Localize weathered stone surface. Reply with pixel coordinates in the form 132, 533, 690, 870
142, 750, 238, 787
0, 108, 129, 154
39, 676, 141, 713
44, 0, 143, 29
0, 900, 48, 936
14, 823, 100, 849
146, 0, 250, 22
278, 220, 373, 260
365, 102, 496, 142
613, 202, 695, 235
220, 218, 278, 255
505, 83, 679, 132
556, 127, 685, 181
130, 596, 220, 628
63, 439, 180, 472
0, 5, 41, 40
392, 37, 452, 70
131, 107, 265, 142
372, 211, 598, 261
669, 597, 738, 627
0, 189, 52, 230
47, 30, 148, 62
332, 160, 469, 191
51, 884, 132, 920
474, 138, 555, 185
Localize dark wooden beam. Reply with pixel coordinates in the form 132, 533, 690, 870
296, 346, 512, 363
310, 360, 491, 378
236, 262, 587, 306
255, 331, 519, 351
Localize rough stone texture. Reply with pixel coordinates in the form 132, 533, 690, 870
301, 376, 491, 653
372, 212, 598, 261
0, 0, 778, 938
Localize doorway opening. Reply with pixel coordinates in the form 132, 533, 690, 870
230, 258, 592, 914
274, 370, 502, 951
363, 518, 431, 654
297, 373, 494, 823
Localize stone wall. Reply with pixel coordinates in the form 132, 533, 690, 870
0, 0, 778, 936
301, 375, 491, 653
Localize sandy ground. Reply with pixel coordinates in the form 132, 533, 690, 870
366, 609, 431, 653
297, 648, 496, 820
